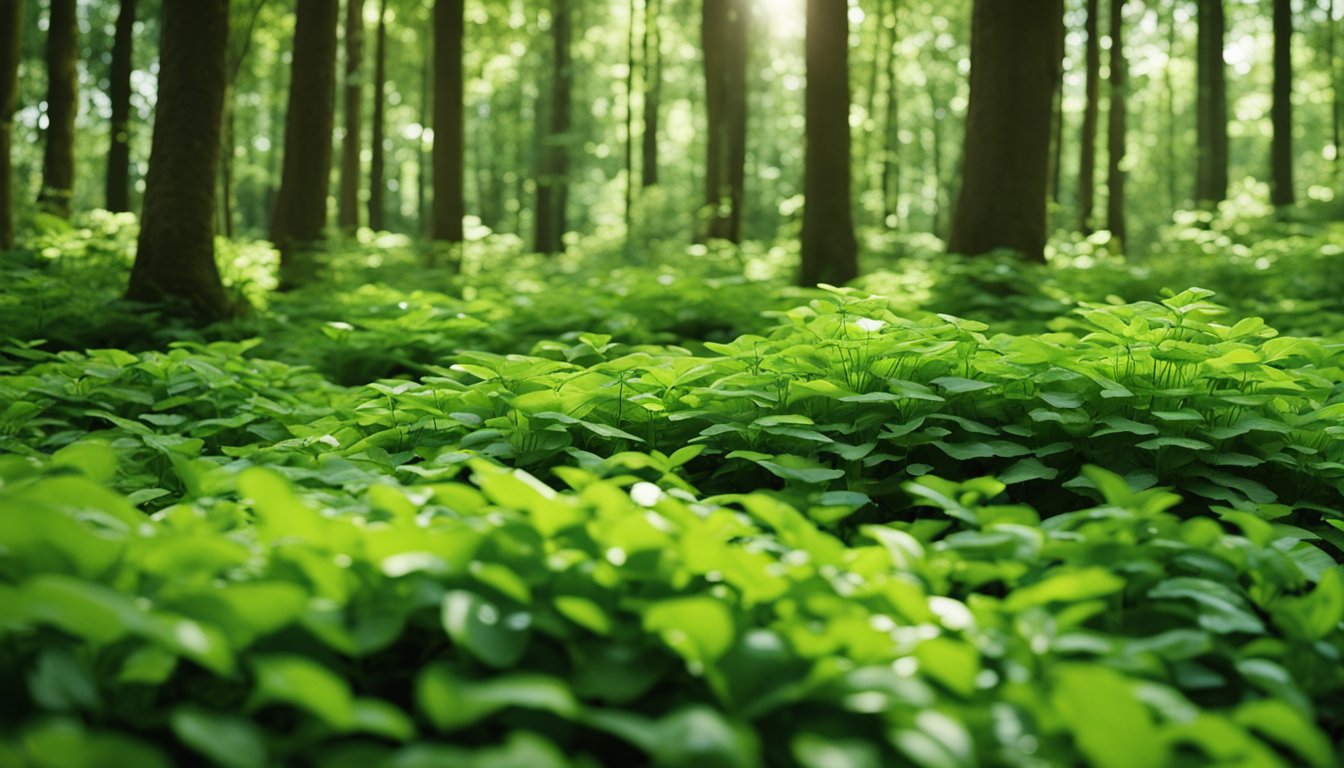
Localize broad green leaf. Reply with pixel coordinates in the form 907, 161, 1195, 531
644, 596, 736, 665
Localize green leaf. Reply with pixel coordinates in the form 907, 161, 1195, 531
644, 596, 736, 665
1003, 567, 1126, 612
249, 655, 355, 729
1234, 699, 1334, 768
441, 590, 530, 669
170, 708, 268, 768
1052, 665, 1166, 768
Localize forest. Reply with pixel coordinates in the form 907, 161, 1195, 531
2, 0, 1344, 765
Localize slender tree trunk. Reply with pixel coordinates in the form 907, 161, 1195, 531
1048, 56, 1059, 207
624, 0, 635, 234
126, 0, 232, 322
799, 0, 858, 286
419, 50, 429, 233
1271, 0, 1294, 206
38, 0, 78, 218
865, 0, 885, 220
1106, 0, 1127, 246
948, 0, 1064, 262
432, 0, 465, 244
340, 0, 364, 232
1077, 0, 1100, 232
106, 0, 136, 213
1166, 4, 1178, 209
641, 0, 661, 187
882, 0, 900, 225
0, 0, 23, 249
1049, 14, 1066, 207
1195, 0, 1228, 206
1330, 0, 1340, 177
368, 0, 387, 231
534, 0, 571, 254
270, 0, 339, 288
220, 84, 235, 237
702, 0, 749, 242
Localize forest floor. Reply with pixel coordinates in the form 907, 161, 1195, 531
1, 205, 1343, 766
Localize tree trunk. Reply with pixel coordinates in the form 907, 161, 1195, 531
948, 0, 1063, 262
38, 0, 78, 218
641, 0, 661, 187
1271, 0, 1294, 206
106, 0, 136, 213
1195, 0, 1228, 206
220, 84, 235, 237
368, 0, 387, 232
882, 0, 900, 225
0, 0, 23, 249
1077, 0, 1100, 232
534, 0, 571, 255
1106, 0, 1127, 246
271, 0, 339, 288
432, 0, 465, 243
1166, 3, 1178, 209
126, 0, 232, 323
1049, 12, 1066, 207
339, 0, 364, 232
624, 0, 636, 235
702, 0, 749, 242
799, 0, 858, 286
1330, 0, 1340, 177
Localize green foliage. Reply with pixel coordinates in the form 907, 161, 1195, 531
2, 214, 1344, 765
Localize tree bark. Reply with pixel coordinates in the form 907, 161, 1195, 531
1195, 0, 1228, 206
270, 0, 339, 288
38, 0, 78, 218
1270, 0, 1294, 206
106, 0, 136, 213
126, 0, 232, 323
641, 0, 661, 187
882, 0, 900, 225
1106, 0, 1127, 246
368, 0, 387, 231
624, 0, 635, 234
0, 0, 23, 249
948, 0, 1063, 262
339, 0, 364, 232
534, 0, 571, 255
702, 0, 749, 242
432, 0, 465, 243
1077, 0, 1100, 232
799, 0, 858, 286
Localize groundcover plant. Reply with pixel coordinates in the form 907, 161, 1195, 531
3, 226, 1344, 766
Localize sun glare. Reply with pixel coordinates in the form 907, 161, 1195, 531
755, 0, 807, 40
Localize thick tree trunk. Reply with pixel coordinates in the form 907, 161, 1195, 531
126, 0, 232, 323
948, 0, 1063, 262
1077, 0, 1100, 232
339, 0, 364, 232
38, 0, 78, 218
799, 0, 858, 286
702, 0, 749, 242
220, 84, 235, 237
641, 0, 661, 187
1049, 12, 1066, 207
534, 0, 571, 255
368, 0, 386, 231
432, 0, 465, 243
1195, 0, 1228, 206
0, 0, 23, 249
1106, 0, 1127, 246
106, 0, 136, 213
270, 0, 339, 288
1271, 0, 1294, 206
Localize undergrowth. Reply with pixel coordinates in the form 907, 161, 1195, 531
1, 211, 1343, 766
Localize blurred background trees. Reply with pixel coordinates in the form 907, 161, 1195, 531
3, 0, 1342, 309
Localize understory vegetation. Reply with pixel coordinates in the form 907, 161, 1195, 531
2, 208, 1343, 767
